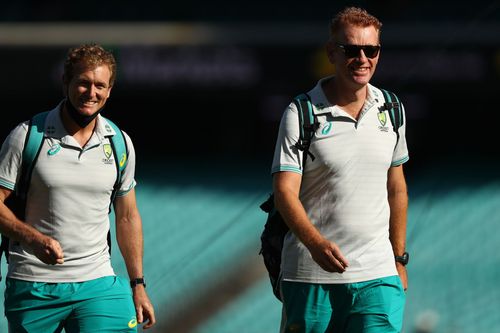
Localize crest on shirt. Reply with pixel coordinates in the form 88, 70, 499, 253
378, 111, 387, 126
102, 144, 114, 164
377, 111, 389, 132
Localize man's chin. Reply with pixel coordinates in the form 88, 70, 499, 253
351, 76, 371, 86
77, 107, 99, 116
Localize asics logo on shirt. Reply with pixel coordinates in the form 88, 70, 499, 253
320, 122, 333, 136
47, 144, 61, 156
119, 153, 127, 167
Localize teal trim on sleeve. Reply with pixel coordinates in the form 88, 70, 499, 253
391, 156, 409, 167
116, 182, 136, 197
116, 189, 132, 197
271, 165, 302, 175
0, 179, 15, 191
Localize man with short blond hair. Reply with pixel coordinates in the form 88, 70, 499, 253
0, 43, 156, 332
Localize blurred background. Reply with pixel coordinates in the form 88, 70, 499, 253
1, 0, 500, 332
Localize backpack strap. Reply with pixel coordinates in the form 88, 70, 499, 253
293, 93, 317, 168
102, 117, 129, 256
17, 111, 49, 200
103, 117, 129, 213
1, 111, 48, 268
380, 89, 403, 143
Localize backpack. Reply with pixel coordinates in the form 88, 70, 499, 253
0, 111, 128, 280
259, 89, 404, 301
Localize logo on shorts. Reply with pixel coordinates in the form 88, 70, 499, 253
128, 317, 138, 328
102, 144, 114, 164
47, 144, 61, 156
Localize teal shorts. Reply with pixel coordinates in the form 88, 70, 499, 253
280, 275, 406, 333
4, 276, 138, 333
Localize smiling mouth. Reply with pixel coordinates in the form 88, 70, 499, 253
80, 100, 98, 107
351, 67, 370, 74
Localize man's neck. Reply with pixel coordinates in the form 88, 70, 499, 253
61, 105, 97, 148
323, 78, 368, 120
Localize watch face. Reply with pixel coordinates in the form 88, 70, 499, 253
396, 252, 409, 265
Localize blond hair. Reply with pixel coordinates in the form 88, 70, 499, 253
63, 43, 117, 86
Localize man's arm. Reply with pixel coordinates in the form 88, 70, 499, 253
114, 188, 156, 329
0, 187, 64, 265
387, 164, 409, 290
273, 171, 349, 273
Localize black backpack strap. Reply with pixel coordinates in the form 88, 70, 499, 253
293, 93, 317, 168
380, 89, 403, 143
258, 93, 316, 302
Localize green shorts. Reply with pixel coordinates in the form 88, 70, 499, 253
280, 275, 406, 333
4, 276, 137, 333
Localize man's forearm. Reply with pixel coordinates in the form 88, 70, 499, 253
116, 214, 144, 279
388, 188, 408, 255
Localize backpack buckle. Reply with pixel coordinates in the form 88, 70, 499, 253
383, 102, 399, 111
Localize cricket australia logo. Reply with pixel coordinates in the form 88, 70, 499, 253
102, 144, 114, 164
378, 111, 389, 132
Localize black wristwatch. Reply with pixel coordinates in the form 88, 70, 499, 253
130, 277, 146, 288
395, 252, 409, 266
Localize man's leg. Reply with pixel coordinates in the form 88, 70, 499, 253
280, 281, 333, 333
4, 278, 71, 333
63, 276, 137, 333
343, 276, 406, 333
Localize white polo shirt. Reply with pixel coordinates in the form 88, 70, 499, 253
272, 77, 409, 284
0, 101, 137, 282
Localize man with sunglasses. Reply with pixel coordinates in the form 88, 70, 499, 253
271, 6, 409, 333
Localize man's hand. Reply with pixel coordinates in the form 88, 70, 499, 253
133, 286, 156, 329
396, 262, 408, 290
30, 234, 64, 265
307, 238, 349, 273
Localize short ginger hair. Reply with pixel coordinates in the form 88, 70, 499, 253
329, 7, 382, 42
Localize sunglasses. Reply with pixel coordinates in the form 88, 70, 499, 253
336, 43, 381, 59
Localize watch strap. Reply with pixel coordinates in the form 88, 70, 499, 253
130, 277, 146, 288
395, 252, 409, 266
